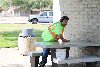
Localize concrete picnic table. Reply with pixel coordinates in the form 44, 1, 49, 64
31, 40, 100, 67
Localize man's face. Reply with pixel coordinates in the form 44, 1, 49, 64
61, 19, 68, 27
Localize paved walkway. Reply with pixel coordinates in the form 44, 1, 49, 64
0, 48, 52, 67
0, 21, 52, 24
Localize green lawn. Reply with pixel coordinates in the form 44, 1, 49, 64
0, 23, 50, 48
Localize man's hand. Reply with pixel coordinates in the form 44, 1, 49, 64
58, 34, 70, 42
58, 34, 64, 41
64, 40, 70, 42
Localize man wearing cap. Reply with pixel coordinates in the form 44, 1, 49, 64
39, 16, 70, 67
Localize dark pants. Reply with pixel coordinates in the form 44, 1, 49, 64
39, 40, 57, 65
39, 40, 69, 66
39, 48, 51, 65
39, 46, 70, 66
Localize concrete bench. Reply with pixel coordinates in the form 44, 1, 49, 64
53, 56, 100, 67
25, 50, 51, 67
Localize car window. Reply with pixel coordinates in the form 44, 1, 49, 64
40, 12, 47, 16
49, 12, 53, 16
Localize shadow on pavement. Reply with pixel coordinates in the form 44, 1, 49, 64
1, 64, 30, 67
1, 64, 52, 67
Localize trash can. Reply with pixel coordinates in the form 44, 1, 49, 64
18, 27, 37, 55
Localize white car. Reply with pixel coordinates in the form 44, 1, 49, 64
28, 11, 53, 24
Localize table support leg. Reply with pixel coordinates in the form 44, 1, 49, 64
86, 62, 97, 67
61, 47, 70, 58
51, 48, 58, 67
51, 47, 70, 67
30, 56, 39, 67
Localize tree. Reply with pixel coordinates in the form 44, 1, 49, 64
0, 0, 10, 10
0, 0, 53, 12
11, 0, 24, 7
48, 0, 53, 10
33, 0, 46, 12
33, 0, 53, 12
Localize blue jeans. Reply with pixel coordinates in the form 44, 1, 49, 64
39, 40, 51, 65
39, 48, 51, 65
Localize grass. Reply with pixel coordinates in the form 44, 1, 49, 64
0, 23, 50, 48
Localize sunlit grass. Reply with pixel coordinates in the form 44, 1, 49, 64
0, 23, 49, 48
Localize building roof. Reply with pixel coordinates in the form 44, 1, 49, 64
0, 7, 3, 12
0, 7, 2, 10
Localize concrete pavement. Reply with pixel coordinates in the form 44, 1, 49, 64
0, 48, 52, 67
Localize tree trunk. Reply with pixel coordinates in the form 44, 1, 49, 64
10, 0, 12, 17
40, 0, 42, 12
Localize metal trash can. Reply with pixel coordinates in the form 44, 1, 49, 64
18, 27, 37, 55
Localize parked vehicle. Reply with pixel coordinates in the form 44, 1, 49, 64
28, 11, 53, 24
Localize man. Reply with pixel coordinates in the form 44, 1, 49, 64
39, 16, 70, 67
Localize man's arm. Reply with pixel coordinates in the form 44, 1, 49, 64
58, 34, 65, 42
58, 34, 70, 42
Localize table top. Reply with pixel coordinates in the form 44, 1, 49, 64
31, 40, 100, 48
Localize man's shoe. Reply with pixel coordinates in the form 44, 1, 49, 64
39, 64, 45, 67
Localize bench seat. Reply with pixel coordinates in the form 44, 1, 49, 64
53, 56, 100, 64
25, 50, 51, 67
25, 50, 42, 57
25, 50, 51, 56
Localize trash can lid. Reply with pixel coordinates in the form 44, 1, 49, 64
19, 27, 34, 36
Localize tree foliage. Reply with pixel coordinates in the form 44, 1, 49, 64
0, 0, 10, 10
0, 0, 53, 11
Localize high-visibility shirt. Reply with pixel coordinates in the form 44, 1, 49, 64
42, 21, 65, 42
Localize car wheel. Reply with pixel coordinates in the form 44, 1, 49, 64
32, 19, 37, 24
